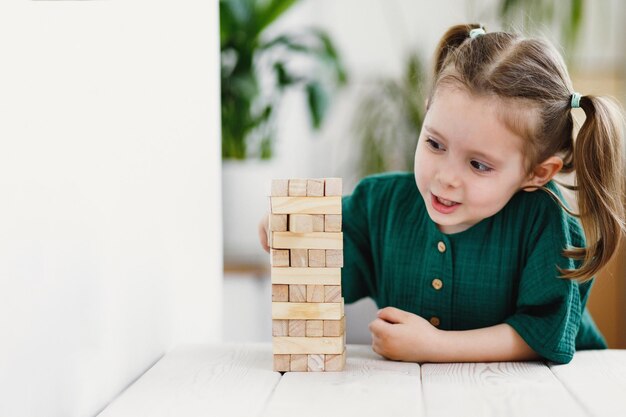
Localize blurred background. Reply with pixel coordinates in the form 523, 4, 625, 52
221, 0, 626, 348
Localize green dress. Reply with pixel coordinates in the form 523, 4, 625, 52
342, 172, 607, 364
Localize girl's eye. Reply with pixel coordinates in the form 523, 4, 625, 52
471, 160, 493, 172
426, 138, 444, 151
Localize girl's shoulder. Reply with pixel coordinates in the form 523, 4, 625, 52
346, 171, 423, 219
505, 180, 585, 247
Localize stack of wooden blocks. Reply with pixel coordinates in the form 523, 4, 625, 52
269, 178, 346, 372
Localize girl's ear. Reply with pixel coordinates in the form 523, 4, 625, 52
522, 156, 564, 191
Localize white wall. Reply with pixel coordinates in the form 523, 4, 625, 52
0, 1, 222, 417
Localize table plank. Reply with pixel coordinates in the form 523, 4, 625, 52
421, 361, 586, 417
549, 349, 626, 417
97, 343, 280, 417
261, 345, 423, 417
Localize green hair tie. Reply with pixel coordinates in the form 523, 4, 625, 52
571, 92, 582, 109
469, 28, 486, 39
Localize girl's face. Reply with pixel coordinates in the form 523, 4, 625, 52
414, 87, 533, 234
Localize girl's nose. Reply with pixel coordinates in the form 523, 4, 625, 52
435, 163, 462, 188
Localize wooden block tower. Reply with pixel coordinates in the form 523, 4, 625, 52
269, 178, 346, 372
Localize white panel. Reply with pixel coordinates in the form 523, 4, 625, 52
0, 1, 221, 416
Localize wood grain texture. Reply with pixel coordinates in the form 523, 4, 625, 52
272, 336, 345, 354
549, 350, 626, 417
290, 354, 308, 372
324, 285, 341, 302
421, 361, 586, 417
323, 316, 345, 337
261, 345, 422, 417
289, 249, 308, 268
288, 320, 305, 337
307, 354, 325, 372
271, 284, 288, 302
324, 348, 346, 372
271, 196, 342, 215
98, 344, 281, 417
288, 285, 306, 303
269, 214, 288, 232
324, 214, 342, 232
312, 214, 325, 232
325, 249, 343, 267
306, 179, 325, 196
270, 249, 290, 267
307, 249, 326, 267
288, 214, 314, 233
100, 345, 625, 417
272, 320, 288, 337
305, 320, 324, 337
272, 232, 343, 250
306, 285, 324, 303
271, 267, 340, 285
272, 302, 343, 320
324, 178, 342, 196
288, 179, 307, 196
271, 179, 289, 197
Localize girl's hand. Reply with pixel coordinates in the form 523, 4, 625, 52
368, 307, 442, 362
258, 213, 270, 253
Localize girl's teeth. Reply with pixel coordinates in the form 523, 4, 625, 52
437, 197, 456, 206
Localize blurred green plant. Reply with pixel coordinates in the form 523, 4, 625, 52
220, 0, 347, 159
352, 52, 426, 177
497, 0, 583, 55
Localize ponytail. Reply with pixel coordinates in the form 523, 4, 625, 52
433, 24, 483, 79
561, 95, 626, 281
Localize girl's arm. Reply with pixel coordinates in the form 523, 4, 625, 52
370, 307, 541, 362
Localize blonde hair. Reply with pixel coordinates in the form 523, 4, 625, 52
430, 23, 626, 281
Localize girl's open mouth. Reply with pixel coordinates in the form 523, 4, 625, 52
431, 193, 461, 214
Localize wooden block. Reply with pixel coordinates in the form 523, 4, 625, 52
307, 285, 324, 302
272, 302, 343, 320
312, 214, 325, 232
324, 178, 342, 196
308, 354, 325, 372
271, 267, 340, 285
271, 179, 289, 197
269, 214, 287, 232
272, 284, 289, 302
323, 316, 345, 337
288, 214, 314, 233
273, 232, 343, 250
308, 249, 326, 267
271, 249, 290, 267
273, 336, 345, 354
289, 284, 307, 302
306, 320, 324, 337
307, 179, 325, 196
324, 348, 346, 371
290, 354, 308, 372
272, 319, 289, 336
290, 249, 308, 267
325, 249, 344, 267
288, 179, 307, 196
324, 285, 341, 302
324, 214, 342, 232
273, 354, 290, 372
289, 319, 306, 337
270, 196, 341, 215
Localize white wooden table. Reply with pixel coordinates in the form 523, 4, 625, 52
98, 344, 626, 417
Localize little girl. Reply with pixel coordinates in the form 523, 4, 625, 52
259, 24, 626, 364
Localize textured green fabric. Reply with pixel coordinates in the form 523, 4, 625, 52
342, 172, 607, 364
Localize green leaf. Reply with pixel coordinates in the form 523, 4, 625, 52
257, 0, 299, 34
306, 82, 328, 129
